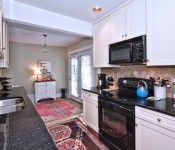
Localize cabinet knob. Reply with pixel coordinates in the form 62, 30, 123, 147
89, 95, 91, 97
135, 123, 138, 126
157, 118, 161, 122
125, 34, 127, 37
122, 35, 124, 38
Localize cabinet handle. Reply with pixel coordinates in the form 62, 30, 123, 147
157, 118, 161, 122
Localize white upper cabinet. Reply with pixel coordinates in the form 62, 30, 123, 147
126, 0, 146, 39
93, 0, 146, 67
110, 0, 146, 43
110, 7, 126, 43
93, 16, 112, 68
146, 0, 175, 66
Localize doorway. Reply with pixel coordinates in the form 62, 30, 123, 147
69, 49, 93, 103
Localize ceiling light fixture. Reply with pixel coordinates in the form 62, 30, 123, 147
43, 34, 48, 53
93, 7, 102, 12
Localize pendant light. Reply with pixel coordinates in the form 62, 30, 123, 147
43, 34, 48, 53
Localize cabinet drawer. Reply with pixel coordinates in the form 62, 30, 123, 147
83, 91, 98, 102
135, 106, 175, 132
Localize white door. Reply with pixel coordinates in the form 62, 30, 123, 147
69, 50, 93, 103
70, 54, 79, 100
80, 54, 92, 99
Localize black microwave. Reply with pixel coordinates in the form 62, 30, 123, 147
109, 35, 146, 65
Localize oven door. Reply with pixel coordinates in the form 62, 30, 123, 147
109, 43, 133, 64
98, 97, 135, 150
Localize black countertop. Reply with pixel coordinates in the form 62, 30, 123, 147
0, 87, 57, 150
83, 87, 175, 117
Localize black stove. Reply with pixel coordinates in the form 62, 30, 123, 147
98, 77, 154, 150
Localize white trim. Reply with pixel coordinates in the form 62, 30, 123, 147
68, 44, 93, 56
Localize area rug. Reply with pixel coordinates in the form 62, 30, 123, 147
47, 118, 109, 150
35, 99, 83, 123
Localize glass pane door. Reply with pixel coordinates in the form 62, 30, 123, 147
70, 56, 79, 99
80, 54, 92, 99
69, 50, 93, 103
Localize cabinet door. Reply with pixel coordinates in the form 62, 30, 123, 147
93, 16, 111, 68
126, 0, 146, 39
83, 98, 98, 133
110, 7, 125, 43
136, 118, 175, 150
35, 83, 46, 102
46, 82, 56, 99
83, 91, 98, 133
147, 0, 175, 66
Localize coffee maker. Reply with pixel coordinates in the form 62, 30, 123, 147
97, 74, 106, 89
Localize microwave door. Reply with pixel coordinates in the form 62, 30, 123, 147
109, 43, 132, 64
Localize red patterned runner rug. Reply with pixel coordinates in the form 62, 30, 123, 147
47, 118, 109, 150
35, 99, 82, 123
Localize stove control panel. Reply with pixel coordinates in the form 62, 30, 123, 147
118, 77, 154, 90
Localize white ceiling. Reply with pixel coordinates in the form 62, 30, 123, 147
14, 0, 127, 23
10, 0, 128, 47
10, 23, 85, 47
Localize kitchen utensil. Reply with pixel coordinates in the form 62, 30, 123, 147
136, 80, 148, 97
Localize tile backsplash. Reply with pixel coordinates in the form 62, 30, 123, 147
101, 65, 175, 98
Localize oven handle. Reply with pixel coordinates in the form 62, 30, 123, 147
115, 103, 132, 112
99, 99, 133, 112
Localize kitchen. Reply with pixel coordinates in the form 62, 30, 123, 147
0, 0, 175, 150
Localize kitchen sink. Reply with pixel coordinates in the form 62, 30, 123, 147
0, 97, 25, 115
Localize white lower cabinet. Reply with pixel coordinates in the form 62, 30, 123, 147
135, 106, 175, 150
34, 81, 56, 103
83, 91, 98, 133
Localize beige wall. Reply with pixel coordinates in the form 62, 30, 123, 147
66, 38, 92, 52
1, 42, 67, 95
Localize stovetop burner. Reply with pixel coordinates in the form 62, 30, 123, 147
118, 77, 154, 98
99, 77, 154, 106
